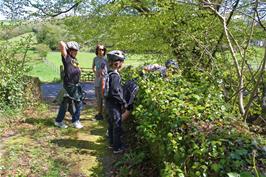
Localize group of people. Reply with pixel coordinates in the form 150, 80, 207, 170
54, 41, 128, 153
53, 41, 179, 154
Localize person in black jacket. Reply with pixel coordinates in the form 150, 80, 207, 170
105, 50, 127, 154
54, 41, 84, 129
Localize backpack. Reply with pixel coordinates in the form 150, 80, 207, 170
102, 71, 120, 98
123, 79, 139, 106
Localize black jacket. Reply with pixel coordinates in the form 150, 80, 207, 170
106, 71, 126, 106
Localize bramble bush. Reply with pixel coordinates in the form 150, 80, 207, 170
120, 67, 266, 177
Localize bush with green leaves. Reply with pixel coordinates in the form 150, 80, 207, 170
34, 23, 68, 50
121, 67, 266, 177
0, 36, 34, 111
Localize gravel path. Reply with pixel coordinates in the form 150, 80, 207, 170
40, 82, 95, 102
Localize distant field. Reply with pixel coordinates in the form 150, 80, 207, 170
46, 52, 147, 67
8, 32, 37, 43
27, 45, 265, 83
28, 51, 147, 82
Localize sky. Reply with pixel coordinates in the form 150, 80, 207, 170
0, 12, 5, 20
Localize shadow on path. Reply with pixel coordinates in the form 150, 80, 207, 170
41, 82, 95, 102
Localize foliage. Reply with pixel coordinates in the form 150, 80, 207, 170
34, 23, 68, 50
121, 67, 266, 176
0, 22, 33, 40
0, 33, 35, 111
62, 0, 266, 118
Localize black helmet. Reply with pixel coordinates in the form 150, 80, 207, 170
66, 41, 80, 51
165, 59, 179, 69
107, 50, 125, 61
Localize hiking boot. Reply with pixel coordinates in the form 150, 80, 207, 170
95, 114, 104, 120
73, 120, 83, 129
54, 121, 68, 128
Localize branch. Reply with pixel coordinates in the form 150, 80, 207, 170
128, 0, 150, 14
203, 1, 245, 115
241, 0, 257, 84
211, 0, 240, 59
254, 5, 266, 31
244, 44, 266, 120
28, 1, 82, 17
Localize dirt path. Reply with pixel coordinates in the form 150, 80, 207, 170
0, 82, 115, 177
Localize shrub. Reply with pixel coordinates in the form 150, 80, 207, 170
35, 23, 68, 50
121, 67, 266, 176
0, 36, 36, 111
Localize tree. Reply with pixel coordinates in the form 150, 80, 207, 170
1, 0, 266, 118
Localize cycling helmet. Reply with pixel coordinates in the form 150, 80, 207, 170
165, 59, 179, 69
66, 41, 80, 51
107, 50, 125, 61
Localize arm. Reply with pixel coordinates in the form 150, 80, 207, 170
100, 60, 107, 77
110, 74, 127, 106
59, 41, 68, 59
92, 58, 96, 74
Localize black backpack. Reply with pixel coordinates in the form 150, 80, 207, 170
123, 79, 139, 106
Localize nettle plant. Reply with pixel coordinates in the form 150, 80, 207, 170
123, 67, 265, 177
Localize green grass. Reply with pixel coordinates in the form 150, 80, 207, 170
46, 52, 146, 68
28, 60, 61, 82
28, 51, 147, 83
0, 104, 109, 177
46, 51, 95, 68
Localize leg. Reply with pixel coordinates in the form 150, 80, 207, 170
72, 100, 82, 123
108, 113, 114, 146
98, 86, 103, 115
112, 105, 122, 151
95, 87, 103, 119
55, 97, 69, 123
72, 100, 83, 129
106, 101, 113, 145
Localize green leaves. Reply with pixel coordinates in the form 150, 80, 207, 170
0, 36, 33, 110
122, 66, 265, 176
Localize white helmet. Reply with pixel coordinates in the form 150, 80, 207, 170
107, 50, 125, 61
66, 41, 80, 51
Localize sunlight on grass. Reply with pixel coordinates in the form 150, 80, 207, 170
28, 51, 147, 82
0, 104, 109, 177
46, 51, 146, 68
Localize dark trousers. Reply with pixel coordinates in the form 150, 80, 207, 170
107, 102, 122, 150
55, 97, 82, 123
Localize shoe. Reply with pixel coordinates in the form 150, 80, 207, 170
113, 148, 124, 154
73, 121, 83, 129
54, 121, 68, 128
113, 144, 128, 154
95, 114, 104, 120
106, 130, 109, 138
108, 144, 113, 149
